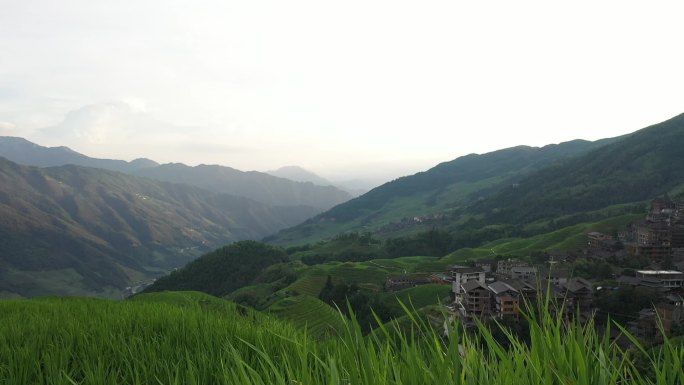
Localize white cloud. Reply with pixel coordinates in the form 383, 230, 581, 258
0, 121, 17, 135
31, 102, 257, 165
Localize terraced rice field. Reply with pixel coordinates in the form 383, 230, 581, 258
286, 273, 328, 297
381, 284, 452, 312
267, 294, 346, 338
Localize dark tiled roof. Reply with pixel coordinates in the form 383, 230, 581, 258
461, 280, 487, 292
488, 281, 517, 295
563, 277, 593, 293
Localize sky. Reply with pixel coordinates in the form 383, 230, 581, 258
1, 1, 684, 183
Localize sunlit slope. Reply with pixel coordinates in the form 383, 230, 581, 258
267, 138, 615, 244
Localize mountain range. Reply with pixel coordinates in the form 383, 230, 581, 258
0, 137, 352, 211
0, 157, 324, 298
0, 136, 160, 173
266, 137, 619, 244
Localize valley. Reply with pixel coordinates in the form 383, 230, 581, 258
2, 113, 684, 384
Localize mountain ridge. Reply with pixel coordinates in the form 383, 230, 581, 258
0, 136, 353, 211
266, 136, 620, 244
0, 157, 318, 298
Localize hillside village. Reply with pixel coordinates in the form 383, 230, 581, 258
386, 197, 684, 344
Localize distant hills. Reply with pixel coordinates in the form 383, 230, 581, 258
267, 166, 334, 187
134, 164, 350, 209
267, 165, 371, 196
0, 136, 159, 173
0, 137, 352, 211
0, 158, 319, 298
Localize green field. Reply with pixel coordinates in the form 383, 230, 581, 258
1, 291, 682, 385
266, 294, 347, 338
380, 284, 452, 314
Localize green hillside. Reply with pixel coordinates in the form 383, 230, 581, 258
379, 284, 452, 314
268, 114, 684, 252
472, 113, 684, 227
267, 294, 346, 338
0, 159, 311, 298
267, 138, 616, 245
144, 241, 289, 296
148, 207, 641, 318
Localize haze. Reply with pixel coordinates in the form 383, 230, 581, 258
1, 0, 683, 182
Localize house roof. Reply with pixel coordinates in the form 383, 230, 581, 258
511, 266, 538, 273
636, 270, 683, 275
461, 280, 488, 292
450, 266, 484, 274
488, 281, 518, 295
499, 278, 536, 291
587, 231, 606, 237
563, 277, 593, 293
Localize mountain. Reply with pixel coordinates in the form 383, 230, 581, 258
134, 163, 351, 209
267, 166, 334, 186
470, 113, 684, 226
0, 158, 318, 298
267, 165, 372, 196
0, 136, 159, 172
266, 137, 618, 244
0, 136, 352, 211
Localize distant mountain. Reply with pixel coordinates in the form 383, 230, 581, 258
266, 137, 619, 245
0, 136, 352, 212
0, 136, 159, 172
0, 158, 318, 298
267, 165, 370, 197
134, 164, 351, 210
267, 166, 333, 186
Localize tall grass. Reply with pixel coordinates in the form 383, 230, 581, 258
0, 291, 681, 384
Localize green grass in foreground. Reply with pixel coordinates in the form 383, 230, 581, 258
1, 291, 682, 385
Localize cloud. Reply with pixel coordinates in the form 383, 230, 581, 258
31, 101, 254, 164
38, 102, 161, 144
0, 121, 17, 135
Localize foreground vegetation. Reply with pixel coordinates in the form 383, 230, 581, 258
1, 291, 682, 384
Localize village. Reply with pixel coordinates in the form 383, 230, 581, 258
385, 197, 684, 344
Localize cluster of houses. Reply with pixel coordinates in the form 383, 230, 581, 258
583, 197, 684, 340
384, 198, 684, 342
593, 197, 684, 261
448, 260, 593, 323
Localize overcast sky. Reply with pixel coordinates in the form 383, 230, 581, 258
1, 1, 683, 182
